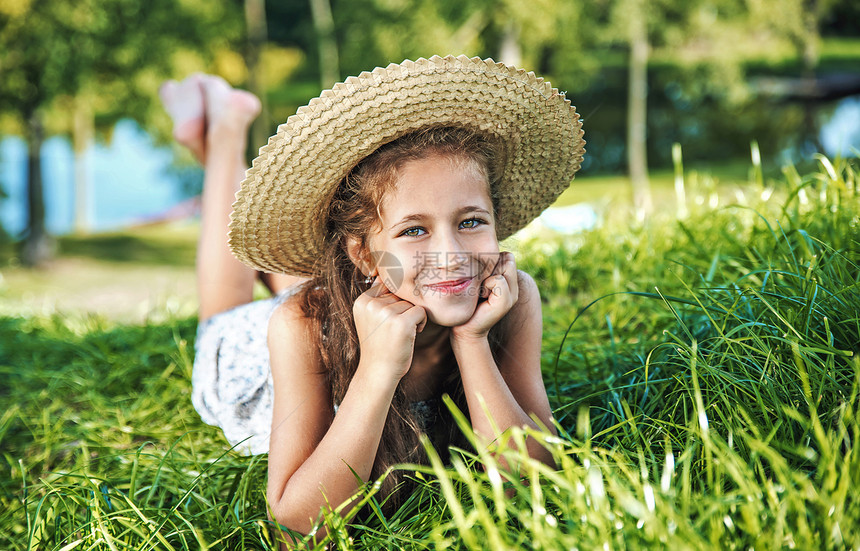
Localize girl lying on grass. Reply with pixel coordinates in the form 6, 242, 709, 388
160, 55, 584, 542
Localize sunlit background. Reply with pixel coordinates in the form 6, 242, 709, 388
1, 0, 858, 318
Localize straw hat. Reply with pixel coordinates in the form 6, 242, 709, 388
228, 55, 585, 276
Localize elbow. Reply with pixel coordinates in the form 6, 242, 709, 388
524, 429, 558, 470
533, 445, 558, 470
266, 485, 288, 528
267, 509, 325, 549
267, 487, 320, 544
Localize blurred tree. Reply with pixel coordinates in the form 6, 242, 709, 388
328, 0, 591, 85
578, 0, 843, 216
245, 0, 271, 152
0, 0, 244, 265
746, 0, 837, 77
0, 182, 8, 250
310, 0, 339, 88
589, 0, 696, 217
745, 0, 840, 153
624, 0, 651, 218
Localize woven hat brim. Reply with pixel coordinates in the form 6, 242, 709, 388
229, 55, 585, 276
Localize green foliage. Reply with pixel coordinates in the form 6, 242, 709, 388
0, 0, 244, 131
1, 157, 859, 548
327, 0, 592, 86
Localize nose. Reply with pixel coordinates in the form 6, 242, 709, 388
431, 230, 468, 271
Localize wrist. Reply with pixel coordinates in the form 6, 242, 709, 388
450, 327, 489, 346
450, 330, 491, 357
353, 359, 404, 394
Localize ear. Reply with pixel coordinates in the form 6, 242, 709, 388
345, 236, 377, 277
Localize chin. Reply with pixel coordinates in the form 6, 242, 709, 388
422, 303, 479, 327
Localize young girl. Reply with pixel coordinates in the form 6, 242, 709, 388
160, 55, 585, 539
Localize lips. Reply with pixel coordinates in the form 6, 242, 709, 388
423, 277, 474, 294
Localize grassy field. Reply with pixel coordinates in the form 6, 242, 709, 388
1, 156, 858, 549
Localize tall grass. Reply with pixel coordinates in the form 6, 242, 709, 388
1, 156, 858, 549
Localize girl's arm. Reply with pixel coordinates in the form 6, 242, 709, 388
266, 281, 425, 538
451, 255, 556, 467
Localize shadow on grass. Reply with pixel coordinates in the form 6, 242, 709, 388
58, 231, 197, 266
0, 225, 198, 267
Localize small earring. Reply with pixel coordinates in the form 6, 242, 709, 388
364, 275, 373, 284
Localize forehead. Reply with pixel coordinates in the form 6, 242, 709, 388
380, 153, 492, 216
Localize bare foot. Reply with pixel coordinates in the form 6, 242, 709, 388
160, 74, 261, 164
198, 75, 261, 158
160, 74, 207, 163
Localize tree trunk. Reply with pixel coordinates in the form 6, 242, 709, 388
498, 20, 522, 67
309, 0, 339, 89
627, 0, 651, 219
245, 0, 270, 153
801, 0, 820, 79
22, 110, 53, 266
801, 0, 823, 153
73, 98, 94, 234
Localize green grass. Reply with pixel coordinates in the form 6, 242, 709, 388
1, 156, 859, 549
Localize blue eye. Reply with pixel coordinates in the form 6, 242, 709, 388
459, 218, 484, 229
400, 227, 426, 237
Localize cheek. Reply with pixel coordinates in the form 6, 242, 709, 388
483, 235, 501, 254
370, 241, 419, 294
474, 234, 501, 259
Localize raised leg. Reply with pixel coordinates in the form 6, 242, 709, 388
161, 75, 306, 322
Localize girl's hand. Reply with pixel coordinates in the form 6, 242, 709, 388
452, 252, 518, 342
353, 278, 427, 383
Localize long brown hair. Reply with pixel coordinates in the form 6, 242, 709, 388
297, 126, 508, 507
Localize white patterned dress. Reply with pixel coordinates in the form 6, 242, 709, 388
191, 287, 300, 455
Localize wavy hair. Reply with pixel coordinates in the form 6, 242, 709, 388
296, 125, 508, 508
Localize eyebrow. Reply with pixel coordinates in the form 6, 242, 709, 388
388, 206, 492, 231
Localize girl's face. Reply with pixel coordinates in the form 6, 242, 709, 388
364, 153, 501, 327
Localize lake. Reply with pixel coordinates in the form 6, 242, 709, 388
0, 120, 183, 236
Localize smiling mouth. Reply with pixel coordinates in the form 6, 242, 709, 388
423, 277, 474, 295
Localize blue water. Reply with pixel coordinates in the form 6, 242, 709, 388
819, 96, 860, 158
0, 120, 182, 236
1, 96, 859, 237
